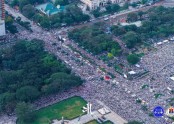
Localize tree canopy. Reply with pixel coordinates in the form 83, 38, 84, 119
0, 40, 83, 114
127, 54, 140, 65
68, 23, 121, 55
127, 120, 143, 124
123, 31, 141, 48
111, 7, 174, 48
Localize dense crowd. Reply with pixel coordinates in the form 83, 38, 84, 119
1, 24, 173, 124
1, 4, 174, 124
12, 26, 172, 124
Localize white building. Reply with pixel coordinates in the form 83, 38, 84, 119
81, 0, 125, 10
0, 0, 5, 36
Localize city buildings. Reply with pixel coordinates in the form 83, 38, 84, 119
0, 0, 5, 36
80, 0, 142, 10
80, 0, 126, 10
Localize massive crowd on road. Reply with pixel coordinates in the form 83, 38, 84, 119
1, 2, 174, 123
12, 26, 173, 124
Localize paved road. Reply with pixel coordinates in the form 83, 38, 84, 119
162, 0, 174, 7
96, 100, 128, 124
5, 4, 42, 32
5, 1, 164, 32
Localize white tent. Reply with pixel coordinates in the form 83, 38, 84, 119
135, 64, 140, 68
157, 42, 162, 45
163, 40, 169, 43
170, 76, 174, 81
128, 71, 136, 75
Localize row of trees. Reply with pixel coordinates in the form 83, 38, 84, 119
10, 0, 44, 10
68, 23, 121, 55
0, 40, 83, 115
10, 0, 90, 29
92, 2, 129, 18
24, 4, 90, 29
54, 0, 69, 6
111, 25, 141, 48
111, 6, 174, 48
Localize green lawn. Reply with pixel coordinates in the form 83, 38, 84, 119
18, 96, 87, 124
86, 120, 99, 124
86, 120, 113, 124
103, 121, 114, 124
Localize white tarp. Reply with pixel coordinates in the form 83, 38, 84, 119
0, 20, 5, 36
170, 76, 174, 81
128, 71, 136, 75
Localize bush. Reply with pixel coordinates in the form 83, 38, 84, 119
127, 54, 140, 64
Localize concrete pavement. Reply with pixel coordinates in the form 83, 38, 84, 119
5, 4, 42, 32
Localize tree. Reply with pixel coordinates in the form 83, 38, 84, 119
5, 16, 13, 25
28, 0, 44, 4
16, 102, 35, 123
127, 54, 140, 65
19, 0, 29, 10
127, 120, 143, 124
111, 4, 120, 12
122, 2, 129, 10
92, 8, 101, 18
106, 5, 112, 13
106, 4, 120, 13
0, 40, 83, 114
141, 0, 148, 4
124, 25, 137, 32
65, 5, 90, 23
127, 13, 138, 22
138, 11, 144, 20
11, 0, 19, 7
16, 86, 40, 102
22, 4, 36, 19
5, 16, 18, 34
123, 31, 141, 48
111, 48, 121, 56
44, 72, 83, 94
55, 0, 69, 6
111, 25, 126, 36
40, 17, 50, 29
0, 93, 16, 113
107, 53, 113, 59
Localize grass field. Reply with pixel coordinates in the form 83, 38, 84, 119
86, 120, 99, 124
103, 121, 114, 124
86, 120, 113, 124
18, 96, 87, 124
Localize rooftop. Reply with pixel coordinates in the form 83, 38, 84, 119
36, 3, 64, 16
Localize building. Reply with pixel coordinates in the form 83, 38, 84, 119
36, 3, 64, 16
0, 0, 6, 36
80, 0, 125, 10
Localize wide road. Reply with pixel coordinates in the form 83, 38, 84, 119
5, 1, 164, 32
163, 0, 174, 7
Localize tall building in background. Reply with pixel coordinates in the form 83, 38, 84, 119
0, 0, 6, 36
81, 0, 126, 10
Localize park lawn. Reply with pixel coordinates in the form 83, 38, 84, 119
22, 96, 86, 124
86, 120, 99, 124
86, 120, 113, 124
103, 120, 114, 124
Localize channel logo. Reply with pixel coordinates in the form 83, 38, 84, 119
153, 106, 164, 117
166, 106, 174, 117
